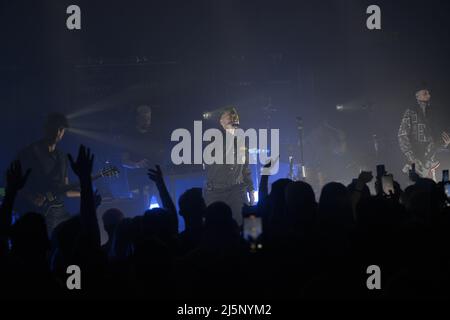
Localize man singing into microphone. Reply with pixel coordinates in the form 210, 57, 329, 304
204, 106, 255, 226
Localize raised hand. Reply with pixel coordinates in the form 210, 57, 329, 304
68, 145, 94, 180
358, 171, 373, 184
6, 160, 31, 193
442, 132, 450, 148
147, 164, 178, 234
260, 156, 279, 176
147, 165, 164, 185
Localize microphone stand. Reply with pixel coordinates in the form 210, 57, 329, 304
372, 134, 379, 162
296, 117, 306, 180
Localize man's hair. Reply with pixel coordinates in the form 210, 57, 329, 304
44, 113, 69, 136
414, 81, 430, 97
219, 105, 238, 118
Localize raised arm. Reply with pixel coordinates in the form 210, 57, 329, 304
243, 141, 255, 204
148, 165, 178, 235
0, 161, 31, 257
258, 160, 273, 203
351, 171, 373, 218
68, 145, 100, 249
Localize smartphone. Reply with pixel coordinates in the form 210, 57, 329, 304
443, 170, 449, 183
445, 183, 450, 198
381, 174, 395, 195
376, 165, 386, 178
443, 170, 450, 198
243, 216, 263, 251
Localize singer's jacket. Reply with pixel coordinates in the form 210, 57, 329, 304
204, 128, 254, 192
398, 106, 435, 163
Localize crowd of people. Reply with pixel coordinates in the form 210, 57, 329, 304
1, 144, 450, 300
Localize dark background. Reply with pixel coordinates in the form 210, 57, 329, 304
1, 0, 449, 185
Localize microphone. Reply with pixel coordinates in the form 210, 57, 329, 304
202, 112, 212, 120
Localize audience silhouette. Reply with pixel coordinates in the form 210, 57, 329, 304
1, 144, 450, 300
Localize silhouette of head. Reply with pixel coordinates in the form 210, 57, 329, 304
179, 188, 206, 228
267, 179, 292, 219
53, 216, 81, 259
356, 196, 394, 228
205, 202, 233, 225
319, 182, 354, 227
102, 208, 124, 239
142, 208, 172, 245
270, 179, 292, 205
408, 178, 444, 222
10, 212, 50, 258
204, 202, 240, 250
111, 218, 135, 259
285, 181, 317, 226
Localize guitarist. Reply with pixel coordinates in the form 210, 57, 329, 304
16, 113, 80, 234
398, 85, 450, 180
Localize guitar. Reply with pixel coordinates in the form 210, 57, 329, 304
16, 165, 119, 216
403, 155, 440, 180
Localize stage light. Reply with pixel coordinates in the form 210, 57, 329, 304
202, 112, 212, 120
335, 103, 372, 112
149, 203, 160, 209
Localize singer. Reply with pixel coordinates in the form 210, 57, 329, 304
203, 106, 255, 226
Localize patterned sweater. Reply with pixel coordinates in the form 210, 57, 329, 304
398, 106, 435, 163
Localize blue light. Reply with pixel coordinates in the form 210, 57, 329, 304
149, 202, 160, 209
248, 190, 259, 204
148, 196, 160, 209
253, 190, 259, 203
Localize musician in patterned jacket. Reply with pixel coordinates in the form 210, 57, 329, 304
398, 85, 450, 179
